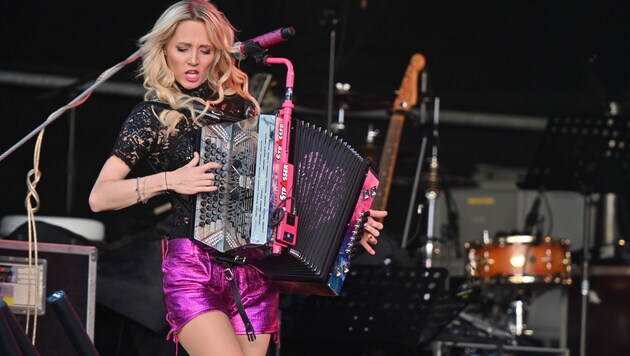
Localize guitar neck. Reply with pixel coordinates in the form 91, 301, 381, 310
370, 53, 425, 216
372, 113, 406, 211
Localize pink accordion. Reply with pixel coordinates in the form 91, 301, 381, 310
191, 114, 378, 296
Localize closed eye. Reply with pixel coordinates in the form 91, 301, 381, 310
200, 46, 213, 55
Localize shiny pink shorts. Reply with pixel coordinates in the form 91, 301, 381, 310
161, 238, 279, 341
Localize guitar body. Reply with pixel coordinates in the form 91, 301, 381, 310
372, 54, 426, 215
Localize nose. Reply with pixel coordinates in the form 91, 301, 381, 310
188, 52, 199, 66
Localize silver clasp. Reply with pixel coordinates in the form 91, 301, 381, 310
224, 267, 234, 281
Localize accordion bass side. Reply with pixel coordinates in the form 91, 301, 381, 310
191, 114, 379, 296
191, 115, 278, 251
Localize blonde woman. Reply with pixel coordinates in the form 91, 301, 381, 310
89, 1, 386, 355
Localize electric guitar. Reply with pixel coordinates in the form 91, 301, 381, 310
372, 53, 426, 214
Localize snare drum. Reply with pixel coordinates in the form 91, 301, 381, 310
465, 235, 572, 285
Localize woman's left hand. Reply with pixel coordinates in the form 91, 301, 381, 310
358, 209, 388, 255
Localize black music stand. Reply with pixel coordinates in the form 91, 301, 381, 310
279, 265, 474, 356
518, 114, 630, 195
518, 113, 630, 356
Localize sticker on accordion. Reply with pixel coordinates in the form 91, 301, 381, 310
250, 115, 278, 245
267, 115, 298, 254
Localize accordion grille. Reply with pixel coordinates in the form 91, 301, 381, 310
253, 120, 369, 282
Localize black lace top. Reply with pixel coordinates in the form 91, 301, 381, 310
111, 83, 256, 237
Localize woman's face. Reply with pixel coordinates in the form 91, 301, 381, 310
164, 20, 216, 90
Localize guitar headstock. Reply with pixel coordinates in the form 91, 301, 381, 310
392, 53, 426, 111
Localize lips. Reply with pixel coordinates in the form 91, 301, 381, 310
184, 70, 200, 82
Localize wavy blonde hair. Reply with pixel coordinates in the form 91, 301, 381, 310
138, 0, 259, 131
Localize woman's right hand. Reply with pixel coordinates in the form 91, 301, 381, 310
168, 152, 222, 195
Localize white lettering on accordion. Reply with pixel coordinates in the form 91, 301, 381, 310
280, 163, 289, 201
275, 123, 284, 160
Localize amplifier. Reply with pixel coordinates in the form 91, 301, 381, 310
0, 239, 97, 355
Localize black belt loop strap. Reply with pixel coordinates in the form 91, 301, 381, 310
216, 254, 257, 342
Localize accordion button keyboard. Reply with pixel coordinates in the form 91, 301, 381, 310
197, 135, 230, 228
346, 212, 372, 258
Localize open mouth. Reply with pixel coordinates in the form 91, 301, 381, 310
185, 70, 199, 82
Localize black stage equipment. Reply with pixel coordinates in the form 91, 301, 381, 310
48, 291, 99, 356
279, 265, 475, 355
0, 301, 40, 356
518, 112, 630, 356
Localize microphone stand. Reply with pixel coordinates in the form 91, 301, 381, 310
0, 50, 142, 163
401, 132, 428, 249
421, 98, 441, 268
320, 9, 339, 131
401, 70, 430, 250
402, 96, 442, 269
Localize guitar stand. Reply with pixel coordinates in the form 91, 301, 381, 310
279, 265, 473, 355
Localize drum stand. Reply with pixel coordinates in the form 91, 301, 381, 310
506, 291, 536, 337
480, 284, 532, 337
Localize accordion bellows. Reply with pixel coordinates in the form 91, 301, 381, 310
192, 115, 378, 295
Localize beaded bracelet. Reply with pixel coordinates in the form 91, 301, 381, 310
142, 177, 147, 203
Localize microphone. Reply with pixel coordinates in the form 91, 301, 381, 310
523, 195, 541, 235
234, 27, 296, 60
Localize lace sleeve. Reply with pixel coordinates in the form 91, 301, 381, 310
111, 102, 162, 169
245, 101, 257, 119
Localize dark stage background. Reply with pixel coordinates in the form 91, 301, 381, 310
0, 1, 629, 355
1, 0, 628, 239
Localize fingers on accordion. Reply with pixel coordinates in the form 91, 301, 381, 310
361, 239, 376, 255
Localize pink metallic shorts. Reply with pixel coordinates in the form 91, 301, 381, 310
161, 238, 280, 341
